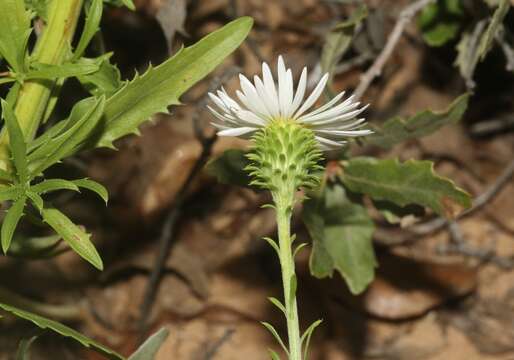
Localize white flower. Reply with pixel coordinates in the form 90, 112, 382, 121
207, 56, 372, 150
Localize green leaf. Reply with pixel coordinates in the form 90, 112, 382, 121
1, 99, 28, 182
261, 322, 289, 356
455, 0, 510, 88
92, 17, 253, 149
1, 196, 26, 253
103, 0, 134, 10
73, 0, 103, 60
41, 208, 103, 270
30, 179, 80, 194
28, 96, 106, 176
372, 200, 425, 224
128, 327, 170, 360
268, 297, 286, 316
206, 149, 251, 187
0, 302, 123, 359
72, 178, 108, 204
77, 54, 122, 96
0, 167, 14, 182
24, 0, 48, 20
268, 349, 281, 360
418, 0, 462, 47
16, 334, 40, 360
303, 184, 377, 294
301, 319, 322, 360
26, 190, 43, 211
340, 157, 472, 218
0, 0, 31, 72
478, 0, 510, 61
0, 186, 22, 202
25, 61, 100, 80
367, 93, 469, 149
7, 232, 61, 259
321, 5, 367, 84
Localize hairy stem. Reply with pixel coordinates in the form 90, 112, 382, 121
274, 190, 302, 360
0, 0, 83, 170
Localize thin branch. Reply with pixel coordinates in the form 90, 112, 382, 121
353, 0, 436, 100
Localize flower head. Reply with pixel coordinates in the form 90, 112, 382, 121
208, 56, 371, 150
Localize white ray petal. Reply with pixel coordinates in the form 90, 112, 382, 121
262, 62, 280, 116
314, 118, 368, 131
305, 105, 368, 126
289, 67, 307, 116
218, 127, 257, 137
294, 73, 329, 118
298, 91, 346, 120
236, 109, 268, 126
254, 75, 279, 117
299, 98, 362, 123
315, 129, 373, 137
315, 135, 346, 148
238, 75, 272, 117
208, 92, 230, 113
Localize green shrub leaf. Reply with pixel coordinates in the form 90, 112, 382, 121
26, 61, 100, 80
0, 0, 31, 72
1, 99, 28, 182
339, 157, 472, 218
73, 0, 103, 60
30, 179, 80, 194
418, 0, 463, 47
41, 208, 103, 270
72, 178, 108, 204
1, 196, 26, 253
77, 54, 122, 96
128, 327, 170, 360
303, 183, 377, 294
93, 17, 253, 148
367, 93, 469, 149
0, 302, 123, 359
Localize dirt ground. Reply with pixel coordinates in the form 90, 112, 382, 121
1, 0, 514, 359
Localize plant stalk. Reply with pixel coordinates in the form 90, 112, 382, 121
0, 0, 83, 170
275, 191, 302, 360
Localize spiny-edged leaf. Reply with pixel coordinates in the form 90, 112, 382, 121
478, 0, 510, 60
261, 322, 289, 356
268, 297, 286, 316
77, 54, 122, 96
72, 178, 108, 204
0, 0, 31, 72
1, 196, 26, 253
28, 96, 106, 176
128, 327, 170, 360
1, 99, 28, 182
303, 184, 377, 294
92, 17, 253, 149
25, 61, 100, 80
26, 191, 43, 212
16, 333, 40, 360
73, 0, 103, 60
367, 93, 469, 148
340, 157, 472, 218
0, 302, 123, 359
0, 186, 22, 202
418, 0, 462, 47
321, 4, 367, 84
41, 208, 103, 270
30, 179, 80, 194
7, 233, 62, 259
301, 319, 322, 360
268, 349, 281, 360
206, 149, 251, 187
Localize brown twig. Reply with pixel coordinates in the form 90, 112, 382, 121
137, 67, 241, 340
353, 0, 436, 100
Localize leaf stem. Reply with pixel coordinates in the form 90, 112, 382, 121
0, 0, 84, 170
274, 189, 302, 360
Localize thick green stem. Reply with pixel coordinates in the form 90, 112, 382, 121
274, 190, 302, 360
0, 0, 83, 170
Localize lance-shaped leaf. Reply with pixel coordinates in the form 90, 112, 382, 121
1, 99, 28, 182
0, 0, 31, 72
339, 157, 472, 218
0, 302, 123, 359
73, 0, 103, 60
1, 196, 26, 253
72, 178, 108, 204
30, 179, 80, 194
8, 233, 62, 259
16, 334, 40, 360
321, 5, 367, 84
41, 208, 103, 270
128, 328, 170, 360
93, 17, 253, 148
27, 96, 106, 176
367, 93, 469, 149
478, 0, 510, 61
0, 186, 22, 202
303, 184, 377, 294
25, 61, 100, 80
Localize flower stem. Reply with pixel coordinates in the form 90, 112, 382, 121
0, 0, 83, 170
274, 190, 302, 360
